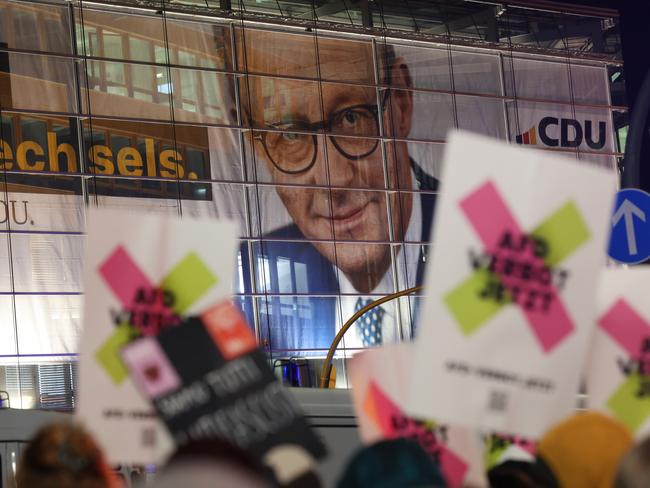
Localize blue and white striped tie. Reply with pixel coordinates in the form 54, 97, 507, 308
355, 298, 384, 347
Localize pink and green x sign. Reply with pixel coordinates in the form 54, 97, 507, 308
599, 299, 650, 432
364, 381, 468, 487
95, 245, 218, 384
444, 181, 590, 353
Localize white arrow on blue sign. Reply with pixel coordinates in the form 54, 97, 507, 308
608, 188, 650, 264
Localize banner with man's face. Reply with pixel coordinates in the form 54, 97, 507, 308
0, 18, 616, 367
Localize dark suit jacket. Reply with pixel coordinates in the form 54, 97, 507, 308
239, 161, 438, 355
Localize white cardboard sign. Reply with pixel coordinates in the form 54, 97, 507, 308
76, 208, 238, 464
407, 131, 617, 438
587, 267, 650, 437
348, 344, 487, 488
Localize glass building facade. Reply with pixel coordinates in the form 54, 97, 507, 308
0, 0, 624, 407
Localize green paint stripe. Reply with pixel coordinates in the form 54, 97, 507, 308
161, 251, 218, 314
606, 374, 650, 433
95, 323, 137, 385
531, 200, 590, 267
444, 268, 509, 336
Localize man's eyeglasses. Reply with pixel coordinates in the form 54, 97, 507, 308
253, 90, 390, 175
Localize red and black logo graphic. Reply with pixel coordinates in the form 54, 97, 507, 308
515, 117, 606, 150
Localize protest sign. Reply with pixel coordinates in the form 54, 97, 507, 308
348, 344, 487, 487
484, 433, 536, 469
76, 208, 238, 464
587, 267, 650, 437
407, 131, 617, 438
122, 304, 326, 484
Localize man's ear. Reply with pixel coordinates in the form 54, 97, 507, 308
388, 57, 413, 138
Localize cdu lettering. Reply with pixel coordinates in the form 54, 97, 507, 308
0, 200, 30, 226
538, 117, 606, 150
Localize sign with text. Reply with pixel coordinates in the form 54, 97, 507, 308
483, 432, 536, 469
587, 268, 650, 437
407, 131, 617, 438
122, 308, 326, 484
507, 101, 615, 155
0, 114, 214, 200
76, 208, 238, 464
348, 344, 487, 487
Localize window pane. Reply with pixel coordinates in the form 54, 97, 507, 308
399, 294, 427, 338
317, 36, 375, 84
244, 132, 330, 186
327, 189, 390, 243
570, 64, 609, 105
257, 295, 339, 357
249, 186, 333, 240
451, 50, 501, 95
237, 28, 318, 78
386, 140, 444, 188
504, 56, 571, 102
338, 296, 400, 350
0, 295, 17, 356
91, 188, 180, 215
0, 234, 11, 292
170, 68, 236, 125
252, 240, 338, 294
456, 95, 507, 140
1, 175, 84, 233
383, 190, 437, 245
179, 183, 249, 237
87, 178, 214, 204
75, 8, 164, 62
382, 44, 452, 91
82, 118, 195, 182
81, 118, 234, 182
10, 234, 84, 293
395, 243, 431, 290
325, 135, 385, 189
0, 1, 71, 54
79, 60, 171, 120
392, 90, 454, 141
0, 53, 75, 112
15, 294, 81, 355
334, 242, 395, 294
240, 75, 322, 130
0, 113, 82, 176
320, 82, 380, 136
166, 19, 231, 70
202, 126, 241, 182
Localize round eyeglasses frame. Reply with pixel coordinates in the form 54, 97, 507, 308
252, 90, 391, 175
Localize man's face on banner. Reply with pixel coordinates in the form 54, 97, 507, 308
242, 32, 414, 292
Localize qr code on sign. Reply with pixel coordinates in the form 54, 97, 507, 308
488, 390, 508, 413
142, 427, 156, 447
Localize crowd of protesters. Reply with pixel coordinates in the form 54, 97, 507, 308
10, 409, 650, 488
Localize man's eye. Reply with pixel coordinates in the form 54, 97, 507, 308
281, 132, 302, 142
342, 110, 362, 126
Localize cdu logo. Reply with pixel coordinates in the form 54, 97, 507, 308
515, 126, 537, 145
515, 117, 607, 150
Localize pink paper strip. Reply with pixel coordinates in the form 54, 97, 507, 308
599, 299, 649, 357
99, 245, 153, 307
460, 181, 574, 352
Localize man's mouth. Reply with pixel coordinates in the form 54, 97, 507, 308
329, 202, 370, 234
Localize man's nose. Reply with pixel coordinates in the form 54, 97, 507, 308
324, 137, 356, 187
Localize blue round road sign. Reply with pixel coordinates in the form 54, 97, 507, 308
608, 188, 650, 264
